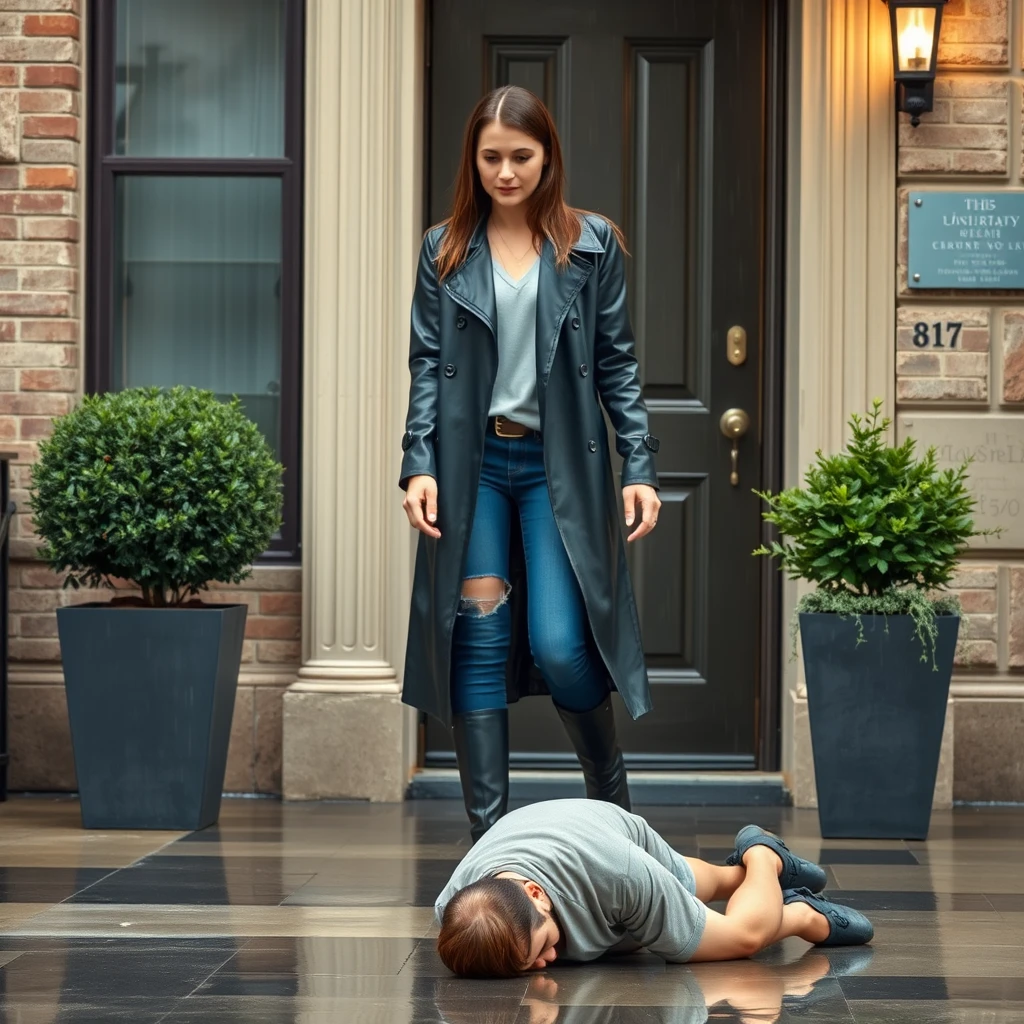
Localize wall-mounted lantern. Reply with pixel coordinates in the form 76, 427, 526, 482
883, 1, 948, 127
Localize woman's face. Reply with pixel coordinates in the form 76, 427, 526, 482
476, 120, 546, 209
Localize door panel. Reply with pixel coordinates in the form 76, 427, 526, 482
425, 0, 767, 770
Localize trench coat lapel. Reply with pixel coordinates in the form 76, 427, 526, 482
536, 217, 604, 388
443, 221, 496, 336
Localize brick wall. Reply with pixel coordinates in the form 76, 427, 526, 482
1, 2, 301, 795
897, 0, 1024, 801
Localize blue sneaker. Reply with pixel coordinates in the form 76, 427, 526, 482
725, 825, 828, 893
783, 887, 875, 946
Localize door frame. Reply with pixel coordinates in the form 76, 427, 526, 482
419, 0, 789, 771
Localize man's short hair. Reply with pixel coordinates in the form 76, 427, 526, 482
437, 876, 547, 978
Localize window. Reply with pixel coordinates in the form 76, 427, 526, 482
88, 0, 304, 560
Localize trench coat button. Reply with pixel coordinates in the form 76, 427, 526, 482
401, 430, 414, 451
579, 363, 589, 377
588, 439, 598, 453
571, 316, 581, 330
456, 315, 467, 329
643, 433, 661, 453
444, 363, 457, 378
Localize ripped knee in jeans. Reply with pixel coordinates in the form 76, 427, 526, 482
458, 575, 512, 618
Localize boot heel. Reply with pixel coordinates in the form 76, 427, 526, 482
556, 695, 631, 811
452, 708, 509, 842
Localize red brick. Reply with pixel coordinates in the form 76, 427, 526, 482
20, 267, 75, 291
0, 217, 16, 240
0, 416, 16, 440
19, 566, 63, 589
19, 367, 77, 391
0, 168, 19, 189
23, 65, 78, 89
23, 15, 79, 38
18, 416, 54, 440
11, 192, 70, 214
245, 616, 300, 640
0, 67, 18, 87
22, 217, 77, 240
0, 322, 12, 342
260, 592, 302, 616
19, 319, 77, 341
0, 240, 76, 265
19, 90, 76, 113
0, 292, 71, 317
23, 167, 76, 190
0, 391, 70, 415
10, 589, 60, 612
256, 640, 301, 664
22, 115, 77, 140
8, 637, 61, 660
0, 270, 15, 289
19, 613, 57, 637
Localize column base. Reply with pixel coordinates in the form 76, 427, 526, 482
789, 690, 954, 810
282, 687, 408, 802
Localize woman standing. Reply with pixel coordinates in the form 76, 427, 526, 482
399, 86, 661, 842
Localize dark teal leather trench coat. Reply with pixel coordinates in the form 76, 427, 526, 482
398, 214, 659, 728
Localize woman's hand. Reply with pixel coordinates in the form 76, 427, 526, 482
403, 475, 441, 538
622, 484, 660, 543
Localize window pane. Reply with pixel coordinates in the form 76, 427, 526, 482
113, 176, 283, 457
115, 0, 286, 157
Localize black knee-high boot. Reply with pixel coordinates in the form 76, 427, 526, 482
556, 695, 631, 811
451, 708, 509, 843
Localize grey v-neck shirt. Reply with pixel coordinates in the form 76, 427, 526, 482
487, 257, 542, 431
435, 799, 706, 964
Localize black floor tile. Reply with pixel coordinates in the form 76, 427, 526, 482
0, 949, 235, 1000
0, 867, 114, 903
227, 937, 420, 975
817, 849, 920, 865
0, 998, 177, 1024
825, 891, 995, 911
840, 976, 1024, 1002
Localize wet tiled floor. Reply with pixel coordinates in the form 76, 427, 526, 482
1, 797, 1023, 1022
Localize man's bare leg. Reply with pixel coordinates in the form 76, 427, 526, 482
685, 858, 746, 903
689, 846, 829, 962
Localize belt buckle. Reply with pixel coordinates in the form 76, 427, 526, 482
494, 416, 526, 438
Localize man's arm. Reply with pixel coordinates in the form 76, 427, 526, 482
616, 848, 708, 964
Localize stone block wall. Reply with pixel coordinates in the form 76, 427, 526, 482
1, 2, 301, 795
896, 0, 1024, 801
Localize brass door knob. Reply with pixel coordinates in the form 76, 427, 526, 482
719, 408, 750, 486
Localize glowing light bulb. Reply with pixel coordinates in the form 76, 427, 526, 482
898, 11, 934, 71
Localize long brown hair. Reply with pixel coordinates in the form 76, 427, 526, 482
436, 877, 547, 978
433, 85, 626, 280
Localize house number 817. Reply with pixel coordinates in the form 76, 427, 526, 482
912, 321, 962, 348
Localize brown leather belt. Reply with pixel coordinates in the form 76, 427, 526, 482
490, 416, 540, 439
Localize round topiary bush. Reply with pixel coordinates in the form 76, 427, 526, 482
30, 386, 284, 606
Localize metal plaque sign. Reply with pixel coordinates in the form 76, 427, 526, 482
898, 414, 1024, 548
908, 191, 1024, 289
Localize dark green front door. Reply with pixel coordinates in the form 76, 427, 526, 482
425, 0, 770, 770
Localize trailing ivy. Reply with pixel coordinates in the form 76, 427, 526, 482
754, 400, 997, 666
30, 387, 284, 607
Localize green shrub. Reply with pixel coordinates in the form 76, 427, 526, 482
30, 386, 284, 607
753, 399, 998, 660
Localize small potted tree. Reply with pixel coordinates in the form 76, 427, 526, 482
755, 400, 995, 840
30, 386, 283, 830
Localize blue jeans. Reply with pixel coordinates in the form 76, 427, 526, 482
451, 431, 609, 716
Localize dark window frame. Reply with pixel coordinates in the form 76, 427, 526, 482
86, 0, 305, 563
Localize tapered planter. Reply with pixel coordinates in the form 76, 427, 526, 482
799, 612, 960, 841
56, 603, 247, 830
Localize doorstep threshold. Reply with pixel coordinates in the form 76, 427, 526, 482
407, 769, 790, 806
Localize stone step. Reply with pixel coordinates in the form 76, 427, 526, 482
407, 769, 790, 806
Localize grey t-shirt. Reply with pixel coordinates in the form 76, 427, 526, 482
435, 799, 707, 964
488, 257, 541, 431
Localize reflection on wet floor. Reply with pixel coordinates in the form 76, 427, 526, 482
1, 797, 1023, 1022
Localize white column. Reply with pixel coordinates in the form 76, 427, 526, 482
282, 0, 424, 801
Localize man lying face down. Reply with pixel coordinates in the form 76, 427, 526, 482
435, 799, 873, 978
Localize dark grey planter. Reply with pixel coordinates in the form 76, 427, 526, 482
799, 612, 959, 840
56, 603, 247, 830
